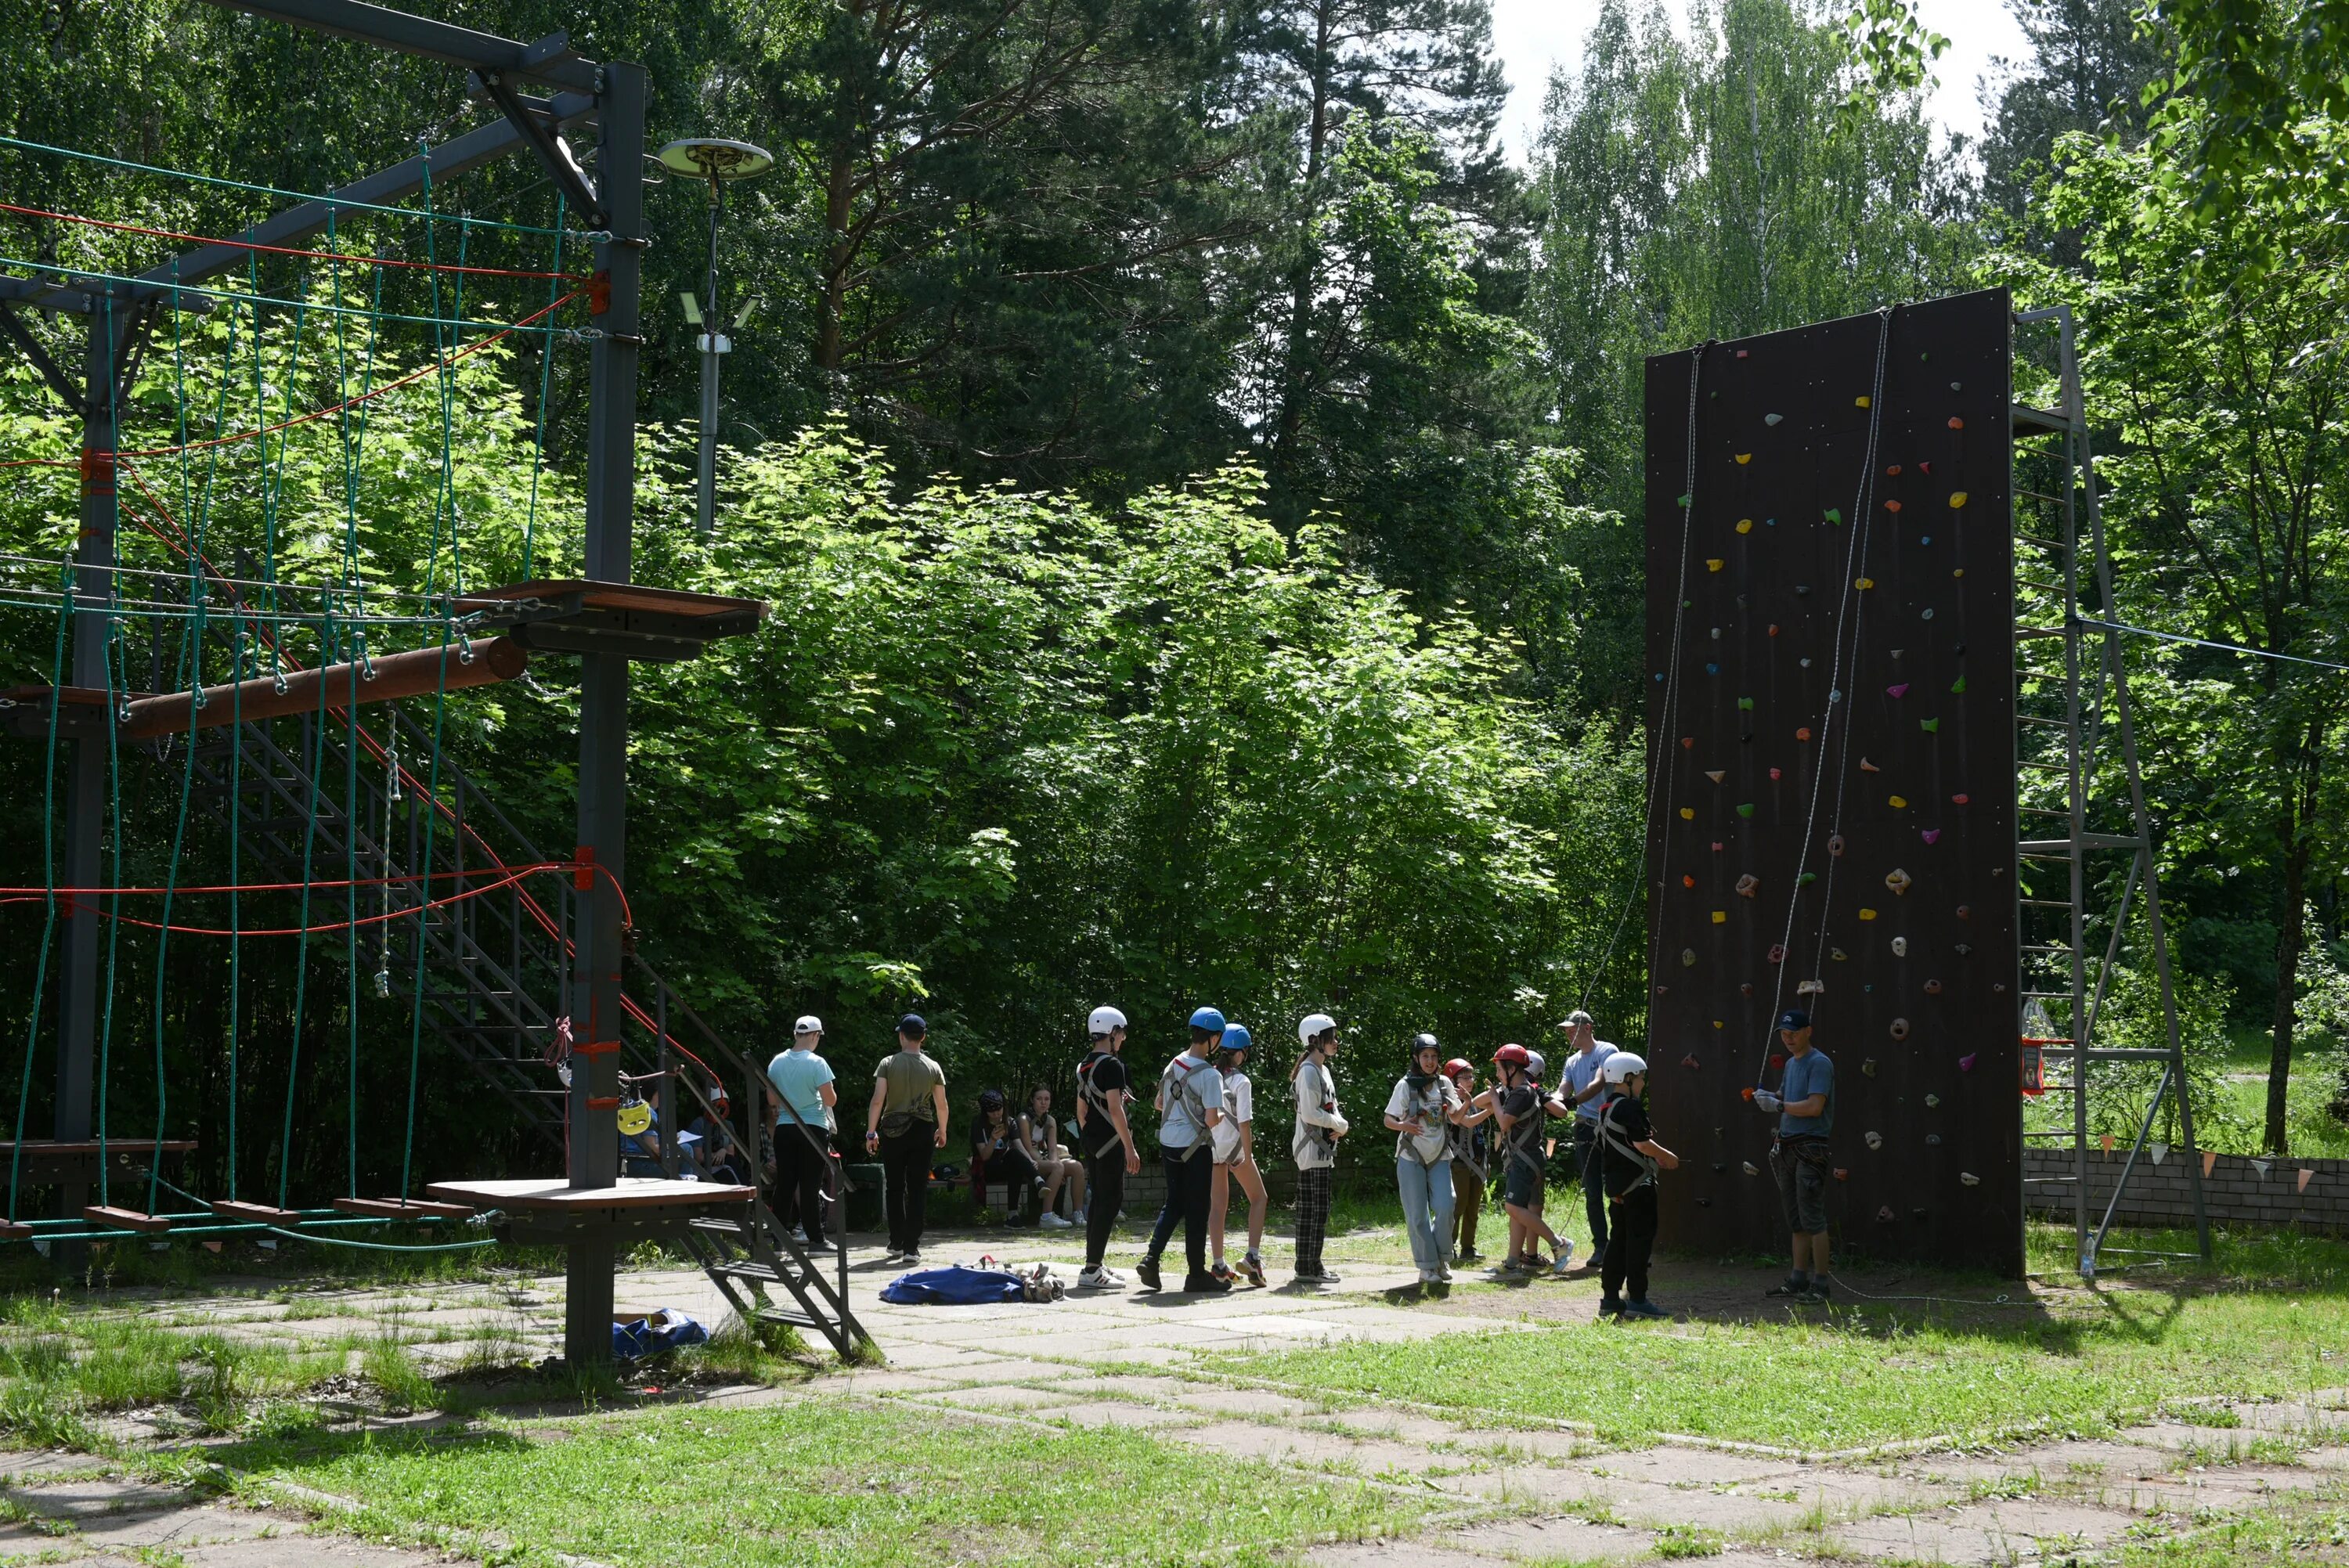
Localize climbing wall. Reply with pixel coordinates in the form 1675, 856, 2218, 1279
1642, 288, 2023, 1276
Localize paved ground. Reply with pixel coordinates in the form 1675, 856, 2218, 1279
2, 1227, 2344, 1564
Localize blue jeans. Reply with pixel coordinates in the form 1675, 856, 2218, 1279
1396, 1156, 1456, 1274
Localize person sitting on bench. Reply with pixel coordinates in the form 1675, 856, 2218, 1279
969, 1089, 1043, 1220
1017, 1085, 1084, 1229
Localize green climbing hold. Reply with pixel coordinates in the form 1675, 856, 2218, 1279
1823, 507, 1842, 524
1737, 696, 1754, 711
1737, 802, 1755, 818
1949, 676, 1966, 694
1799, 871, 1818, 885
1678, 493, 1692, 507
1920, 718, 1939, 734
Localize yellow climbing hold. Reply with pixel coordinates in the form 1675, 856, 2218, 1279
1949, 491, 1968, 508
1735, 452, 1752, 464
1858, 907, 1878, 921
1736, 518, 1753, 534
1680, 807, 1695, 820
1954, 568, 1965, 579
1712, 910, 1727, 925
1855, 395, 1871, 408
1707, 558, 1726, 571
1855, 576, 1875, 589
1889, 795, 1909, 808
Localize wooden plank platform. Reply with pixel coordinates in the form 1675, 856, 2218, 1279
453, 580, 766, 623
83, 1206, 171, 1233
209, 1200, 303, 1226
333, 1196, 474, 1220
0, 1223, 31, 1241
427, 1177, 755, 1210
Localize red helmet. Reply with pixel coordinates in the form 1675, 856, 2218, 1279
1443, 1058, 1474, 1080
1492, 1043, 1530, 1068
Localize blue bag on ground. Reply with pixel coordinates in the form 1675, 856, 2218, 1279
879, 1264, 1029, 1304
612, 1307, 710, 1359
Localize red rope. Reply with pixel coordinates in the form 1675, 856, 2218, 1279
69, 864, 547, 937
0, 202, 590, 281
0, 863, 560, 899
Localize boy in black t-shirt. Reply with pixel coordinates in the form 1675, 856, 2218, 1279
1073, 1006, 1140, 1289
1592, 1052, 1679, 1320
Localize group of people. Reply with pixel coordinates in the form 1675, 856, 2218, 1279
756, 1001, 1839, 1316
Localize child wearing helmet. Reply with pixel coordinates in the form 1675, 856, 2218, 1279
1290, 1013, 1347, 1285
1073, 1005, 1138, 1289
1593, 1052, 1678, 1320
1386, 1034, 1466, 1284
1442, 1058, 1493, 1262
1135, 1007, 1232, 1294
1492, 1044, 1575, 1275
1207, 1026, 1268, 1287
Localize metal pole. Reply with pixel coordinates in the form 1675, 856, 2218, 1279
55, 304, 133, 1247
2058, 316, 2092, 1279
566, 57, 645, 1369
695, 181, 723, 535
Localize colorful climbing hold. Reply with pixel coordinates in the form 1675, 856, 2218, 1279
1949, 491, 1967, 508
1885, 867, 1912, 895
1765, 413, 1784, 426
1958, 1054, 1978, 1072
1865, 1130, 1883, 1149
1923, 978, 1942, 994
1768, 766, 1782, 780
1827, 833, 1846, 856
1682, 874, 1697, 889
1860, 758, 1880, 773
1735, 873, 1759, 896
1823, 508, 1842, 524
1736, 517, 1754, 533
1954, 904, 1970, 919
1855, 395, 1871, 408
1856, 576, 1874, 589
1680, 948, 1696, 966
1861, 1058, 1878, 1077
1924, 1094, 1939, 1108
1737, 696, 1754, 711
1889, 795, 1908, 809
1706, 662, 1720, 674
1735, 453, 1752, 465
1798, 871, 1817, 885
1951, 792, 1969, 806
1682, 1054, 1701, 1069
1949, 676, 1966, 694
1679, 492, 1692, 506
1766, 943, 1786, 963
1706, 558, 1724, 571
1889, 1018, 1910, 1040
1737, 802, 1755, 818
1712, 910, 1727, 924
1953, 568, 1965, 579
1919, 718, 1939, 734
1919, 460, 1932, 474
1859, 907, 1878, 921
1885, 464, 1902, 477
1680, 807, 1695, 820
1886, 683, 1909, 698
1796, 726, 1813, 741
1682, 736, 1696, 748
1947, 416, 1963, 430
1885, 499, 1903, 514
1705, 769, 1725, 784
1921, 828, 1941, 845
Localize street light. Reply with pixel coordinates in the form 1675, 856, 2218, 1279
656, 138, 773, 535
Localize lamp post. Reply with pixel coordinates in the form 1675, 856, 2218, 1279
656, 137, 772, 535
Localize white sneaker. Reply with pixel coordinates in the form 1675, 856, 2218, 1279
1550, 1241, 1577, 1277
1073, 1206, 1088, 1224
1436, 1264, 1454, 1282
1037, 1212, 1072, 1229
1418, 1269, 1440, 1285
1077, 1264, 1124, 1289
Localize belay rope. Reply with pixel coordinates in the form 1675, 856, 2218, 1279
1756, 306, 1898, 1086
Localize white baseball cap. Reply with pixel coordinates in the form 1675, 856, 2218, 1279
793, 1015, 823, 1035
1297, 1012, 1338, 1045
1088, 1005, 1128, 1036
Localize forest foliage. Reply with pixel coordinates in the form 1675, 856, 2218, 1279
0, 0, 2345, 1178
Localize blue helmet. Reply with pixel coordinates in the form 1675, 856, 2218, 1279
1189, 1006, 1226, 1033
1219, 1023, 1252, 1056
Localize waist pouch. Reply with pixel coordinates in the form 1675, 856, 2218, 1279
879, 1108, 923, 1139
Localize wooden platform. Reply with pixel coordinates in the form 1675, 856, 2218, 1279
451, 580, 765, 662
208, 1200, 303, 1226
426, 1177, 754, 1210
82, 1206, 171, 1234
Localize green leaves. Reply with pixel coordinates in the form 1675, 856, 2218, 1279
1835, 0, 1951, 137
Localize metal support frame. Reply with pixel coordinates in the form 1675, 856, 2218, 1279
2010, 305, 2212, 1280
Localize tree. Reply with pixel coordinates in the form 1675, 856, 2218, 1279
1979, 0, 2167, 224
2000, 112, 2349, 1153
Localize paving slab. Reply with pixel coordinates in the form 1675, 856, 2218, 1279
179, 1535, 438, 1566
1050, 1400, 1200, 1430
1825, 1498, 2139, 1566
1167, 1386, 1326, 1418
918, 1382, 1088, 1412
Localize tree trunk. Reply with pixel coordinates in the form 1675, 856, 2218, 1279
2265, 791, 2311, 1153
1271, 0, 1337, 461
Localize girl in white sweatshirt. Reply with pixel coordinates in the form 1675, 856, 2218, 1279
1290, 1013, 1348, 1284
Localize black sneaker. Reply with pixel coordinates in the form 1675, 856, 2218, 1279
1135, 1254, 1162, 1291
1623, 1299, 1671, 1320
1597, 1297, 1624, 1319
1799, 1280, 1832, 1305
1765, 1276, 1810, 1298
1182, 1271, 1233, 1294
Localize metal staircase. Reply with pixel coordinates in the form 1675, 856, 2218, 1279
179, 669, 872, 1356
2008, 305, 2212, 1278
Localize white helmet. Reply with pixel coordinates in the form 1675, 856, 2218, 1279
1297, 1012, 1338, 1046
1087, 1005, 1128, 1036
1601, 1052, 1648, 1084
1525, 1049, 1547, 1080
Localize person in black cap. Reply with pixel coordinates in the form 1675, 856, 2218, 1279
1754, 1008, 1835, 1304
864, 1014, 948, 1264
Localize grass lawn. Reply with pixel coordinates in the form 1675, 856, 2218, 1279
1214, 1224, 2349, 1451
202, 1398, 1438, 1568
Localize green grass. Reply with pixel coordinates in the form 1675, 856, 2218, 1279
2109, 1476, 2349, 1565
1213, 1285, 2349, 1451
210, 1398, 1438, 1567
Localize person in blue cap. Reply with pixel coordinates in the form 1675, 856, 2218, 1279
1754, 1008, 1835, 1304
1135, 1007, 1231, 1293
864, 1014, 948, 1265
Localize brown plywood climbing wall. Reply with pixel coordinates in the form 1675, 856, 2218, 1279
1642, 289, 2022, 1277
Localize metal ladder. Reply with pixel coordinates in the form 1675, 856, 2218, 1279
180, 670, 873, 1356
2008, 305, 2212, 1279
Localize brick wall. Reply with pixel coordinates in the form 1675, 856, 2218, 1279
2024, 1147, 2349, 1233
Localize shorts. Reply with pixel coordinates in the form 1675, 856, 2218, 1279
1502, 1149, 1543, 1209
1770, 1137, 1831, 1234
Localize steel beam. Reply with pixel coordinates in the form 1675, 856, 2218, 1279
198, 2, 597, 92
565, 59, 645, 1370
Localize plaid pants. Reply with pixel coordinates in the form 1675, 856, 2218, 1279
1294, 1165, 1333, 1274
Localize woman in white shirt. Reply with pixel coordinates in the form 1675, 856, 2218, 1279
1207, 1026, 1268, 1286
1384, 1033, 1465, 1285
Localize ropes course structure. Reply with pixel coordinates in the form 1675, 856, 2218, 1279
0, 0, 867, 1364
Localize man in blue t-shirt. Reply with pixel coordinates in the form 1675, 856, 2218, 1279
1557, 1010, 1616, 1271
768, 1015, 839, 1252
1754, 1008, 1835, 1304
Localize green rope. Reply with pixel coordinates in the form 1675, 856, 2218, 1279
8, 562, 75, 1224
226, 621, 244, 1202
419, 155, 460, 598
96, 598, 125, 1207
262, 1227, 497, 1253
277, 601, 333, 1211
522, 192, 566, 580
0, 258, 560, 336
398, 612, 458, 1199
0, 133, 580, 236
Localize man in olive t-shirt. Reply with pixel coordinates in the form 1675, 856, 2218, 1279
863, 1015, 948, 1263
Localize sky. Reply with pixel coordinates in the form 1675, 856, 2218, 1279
1487, 0, 2030, 162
